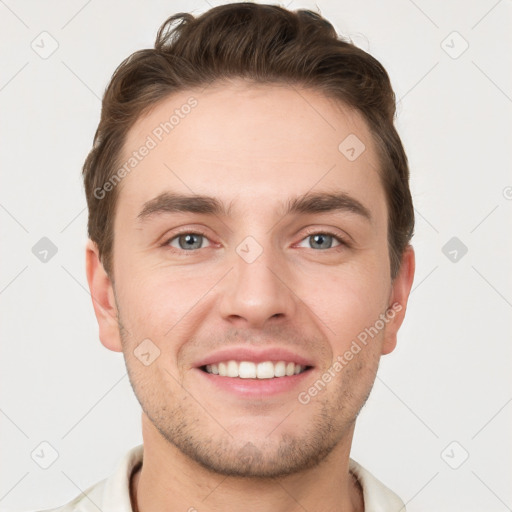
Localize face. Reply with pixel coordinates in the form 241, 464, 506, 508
87, 80, 414, 478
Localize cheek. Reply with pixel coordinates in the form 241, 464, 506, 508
300, 263, 390, 351
116, 266, 213, 339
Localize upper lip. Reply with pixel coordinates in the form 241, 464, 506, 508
194, 347, 315, 368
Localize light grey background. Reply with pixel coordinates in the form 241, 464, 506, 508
1, 1, 511, 511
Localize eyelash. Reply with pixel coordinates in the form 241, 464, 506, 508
162, 228, 349, 254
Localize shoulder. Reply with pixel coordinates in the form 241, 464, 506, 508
30, 478, 108, 512
349, 458, 406, 512
29, 444, 143, 512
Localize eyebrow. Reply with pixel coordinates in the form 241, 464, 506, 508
137, 191, 372, 223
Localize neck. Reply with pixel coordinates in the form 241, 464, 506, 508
130, 414, 364, 512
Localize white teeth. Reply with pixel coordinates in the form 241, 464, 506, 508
227, 360, 238, 377
274, 361, 286, 377
256, 361, 274, 379
239, 361, 256, 378
204, 360, 307, 379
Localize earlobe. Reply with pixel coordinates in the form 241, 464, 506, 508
381, 245, 416, 355
85, 239, 123, 352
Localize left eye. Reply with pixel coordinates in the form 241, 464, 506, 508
168, 233, 211, 251
297, 233, 342, 250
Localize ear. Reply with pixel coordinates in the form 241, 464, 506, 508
85, 239, 123, 352
381, 245, 415, 355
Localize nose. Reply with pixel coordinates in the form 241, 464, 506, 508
218, 242, 298, 329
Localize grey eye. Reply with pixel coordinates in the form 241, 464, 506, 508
297, 233, 341, 250
309, 233, 334, 249
169, 233, 209, 250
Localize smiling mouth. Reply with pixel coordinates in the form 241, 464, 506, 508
200, 360, 312, 379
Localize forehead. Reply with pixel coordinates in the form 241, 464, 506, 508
116, 80, 384, 222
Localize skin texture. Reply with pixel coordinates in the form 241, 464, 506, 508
86, 79, 415, 512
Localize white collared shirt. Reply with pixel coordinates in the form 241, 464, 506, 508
36, 444, 406, 512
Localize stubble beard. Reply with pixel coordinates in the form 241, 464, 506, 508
120, 326, 376, 479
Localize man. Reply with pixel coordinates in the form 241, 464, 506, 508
44, 2, 415, 511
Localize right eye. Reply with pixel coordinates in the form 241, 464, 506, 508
166, 232, 212, 251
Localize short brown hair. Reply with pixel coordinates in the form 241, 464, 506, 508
83, 2, 414, 279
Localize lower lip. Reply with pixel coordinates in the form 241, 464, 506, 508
196, 368, 313, 398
